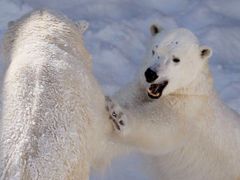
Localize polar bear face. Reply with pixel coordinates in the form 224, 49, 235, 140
143, 25, 212, 99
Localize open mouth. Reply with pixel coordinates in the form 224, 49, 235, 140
147, 80, 168, 99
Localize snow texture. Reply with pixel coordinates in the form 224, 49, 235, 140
0, 0, 240, 179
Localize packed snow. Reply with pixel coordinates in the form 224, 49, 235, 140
0, 0, 240, 179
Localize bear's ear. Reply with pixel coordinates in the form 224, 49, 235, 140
150, 24, 163, 36
75, 20, 89, 34
8, 21, 15, 28
200, 46, 212, 60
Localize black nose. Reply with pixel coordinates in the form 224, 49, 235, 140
145, 68, 158, 83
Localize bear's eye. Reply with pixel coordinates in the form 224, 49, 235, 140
173, 57, 180, 63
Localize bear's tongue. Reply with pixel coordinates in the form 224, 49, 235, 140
149, 84, 160, 94
147, 81, 168, 99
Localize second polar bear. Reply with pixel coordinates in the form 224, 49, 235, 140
107, 25, 240, 179
0, 10, 123, 180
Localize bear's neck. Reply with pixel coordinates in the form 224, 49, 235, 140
171, 64, 215, 98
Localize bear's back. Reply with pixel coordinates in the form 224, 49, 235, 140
0, 10, 109, 179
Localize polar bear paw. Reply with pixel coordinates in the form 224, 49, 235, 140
105, 96, 128, 135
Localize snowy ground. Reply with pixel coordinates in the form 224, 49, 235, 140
0, 0, 240, 179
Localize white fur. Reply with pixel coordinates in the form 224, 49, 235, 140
0, 10, 121, 180
109, 26, 240, 180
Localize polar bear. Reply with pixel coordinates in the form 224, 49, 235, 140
106, 25, 240, 180
0, 10, 122, 180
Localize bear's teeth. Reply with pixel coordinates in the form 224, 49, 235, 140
147, 89, 160, 97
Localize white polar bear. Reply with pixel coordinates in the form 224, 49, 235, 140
0, 10, 122, 180
107, 25, 240, 180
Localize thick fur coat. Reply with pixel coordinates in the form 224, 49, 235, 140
107, 25, 240, 180
0, 10, 115, 180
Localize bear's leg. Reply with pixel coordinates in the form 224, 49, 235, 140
105, 96, 187, 155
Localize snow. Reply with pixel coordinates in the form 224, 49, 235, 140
0, 0, 240, 179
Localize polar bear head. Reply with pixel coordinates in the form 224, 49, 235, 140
142, 25, 212, 99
